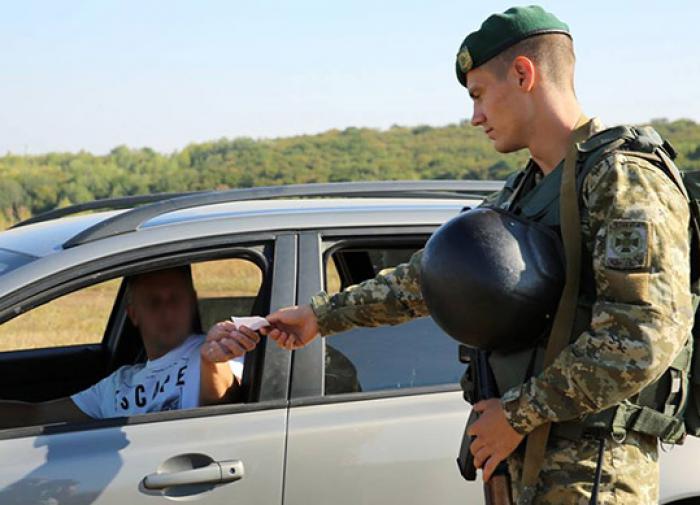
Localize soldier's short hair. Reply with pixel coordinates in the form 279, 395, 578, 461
486, 33, 576, 92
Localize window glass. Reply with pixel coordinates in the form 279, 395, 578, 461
0, 277, 122, 352
0, 248, 37, 277
323, 245, 464, 395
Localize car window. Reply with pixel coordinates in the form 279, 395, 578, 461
323, 244, 464, 395
0, 277, 122, 352
191, 257, 264, 331
0, 248, 38, 277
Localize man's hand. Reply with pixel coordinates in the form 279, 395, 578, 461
201, 320, 260, 363
259, 305, 320, 350
200, 320, 260, 406
467, 398, 524, 482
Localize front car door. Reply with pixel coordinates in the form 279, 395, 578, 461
0, 232, 297, 505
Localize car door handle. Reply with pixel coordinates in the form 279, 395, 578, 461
143, 459, 244, 490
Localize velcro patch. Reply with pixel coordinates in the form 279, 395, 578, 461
605, 220, 651, 270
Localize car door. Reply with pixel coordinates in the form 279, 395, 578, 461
284, 229, 485, 505
0, 233, 297, 505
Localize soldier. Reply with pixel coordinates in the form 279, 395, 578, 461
233, 6, 694, 504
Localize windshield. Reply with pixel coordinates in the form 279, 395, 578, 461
0, 248, 37, 277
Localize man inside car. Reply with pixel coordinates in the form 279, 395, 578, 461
0, 266, 259, 428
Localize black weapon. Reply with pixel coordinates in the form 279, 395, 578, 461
457, 345, 513, 505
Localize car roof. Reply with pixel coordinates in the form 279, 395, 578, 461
3, 180, 505, 258
0, 181, 508, 299
0, 197, 479, 258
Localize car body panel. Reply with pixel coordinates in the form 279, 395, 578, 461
284, 390, 484, 505
659, 436, 700, 503
0, 408, 287, 505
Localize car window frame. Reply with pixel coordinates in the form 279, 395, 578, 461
289, 225, 462, 406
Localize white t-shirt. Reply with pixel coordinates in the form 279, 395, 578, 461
71, 334, 244, 419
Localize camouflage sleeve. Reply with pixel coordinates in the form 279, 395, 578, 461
501, 152, 694, 435
308, 177, 519, 337
309, 249, 429, 336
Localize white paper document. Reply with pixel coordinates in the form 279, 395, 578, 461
230, 316, 271, 331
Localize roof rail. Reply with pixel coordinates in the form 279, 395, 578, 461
12, 191, 200, 229
63, 180, 504, 249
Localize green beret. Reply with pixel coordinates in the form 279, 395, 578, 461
455, 5, 570, 87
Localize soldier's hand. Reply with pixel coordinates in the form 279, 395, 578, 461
259, 305, 320, 350
467, 398, 524, 482
202, 320, 260, 363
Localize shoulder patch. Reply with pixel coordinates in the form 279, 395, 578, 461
605, 220, 651, 270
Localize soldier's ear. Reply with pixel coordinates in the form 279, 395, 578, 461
511, 56, 536, 92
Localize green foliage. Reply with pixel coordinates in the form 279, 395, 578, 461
2, 119, 699, 226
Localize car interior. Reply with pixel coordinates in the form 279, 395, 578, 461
0, 254, 271, 414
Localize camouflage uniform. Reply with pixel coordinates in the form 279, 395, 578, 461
310, 117, 693, 504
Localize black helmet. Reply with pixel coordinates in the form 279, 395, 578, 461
420, 208, 564, 352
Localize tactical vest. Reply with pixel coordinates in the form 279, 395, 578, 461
484, 125, 700, 445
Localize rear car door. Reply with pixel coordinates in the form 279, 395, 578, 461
0, 233, 296, 505
284, 229, 485, 505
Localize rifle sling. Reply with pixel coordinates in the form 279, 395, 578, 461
519, 115, 591, 500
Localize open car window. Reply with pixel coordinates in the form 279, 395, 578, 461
0, 277, 121, 353
191, 258, 264, 332
0, 248, 270, 430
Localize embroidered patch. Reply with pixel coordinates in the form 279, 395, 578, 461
605, 220, 651, 270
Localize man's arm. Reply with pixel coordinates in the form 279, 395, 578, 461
501, 152, 694, 434
309, 176, 516, 337
262, 182, 515, 349
261, 251, 429, 350
199, 360, 241, 406
199, 321, 258, 406
310, 248, 429, 336
0, 397, 90, 429
259, 250, 428, 350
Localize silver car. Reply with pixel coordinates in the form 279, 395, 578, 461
0, 181, 696, 505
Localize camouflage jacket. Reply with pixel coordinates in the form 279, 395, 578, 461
309, 118, 694, 435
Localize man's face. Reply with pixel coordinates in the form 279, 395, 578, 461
466, 62, 532, 153
126, 270, 196, 354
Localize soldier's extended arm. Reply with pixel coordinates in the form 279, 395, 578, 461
310, 249, 429, 336
501, 153, 694, 434
308, 179, 516, 338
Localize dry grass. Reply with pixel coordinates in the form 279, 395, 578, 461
326, 258, 341, 294
0, 258, 263, 352
0, 279, 121, 352
191, 258, 262, 298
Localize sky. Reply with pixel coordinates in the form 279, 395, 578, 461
0, 0, 698, 154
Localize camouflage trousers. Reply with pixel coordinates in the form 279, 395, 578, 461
506, 432, 658, 505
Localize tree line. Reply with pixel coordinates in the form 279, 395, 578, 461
1, 118, 699, 228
